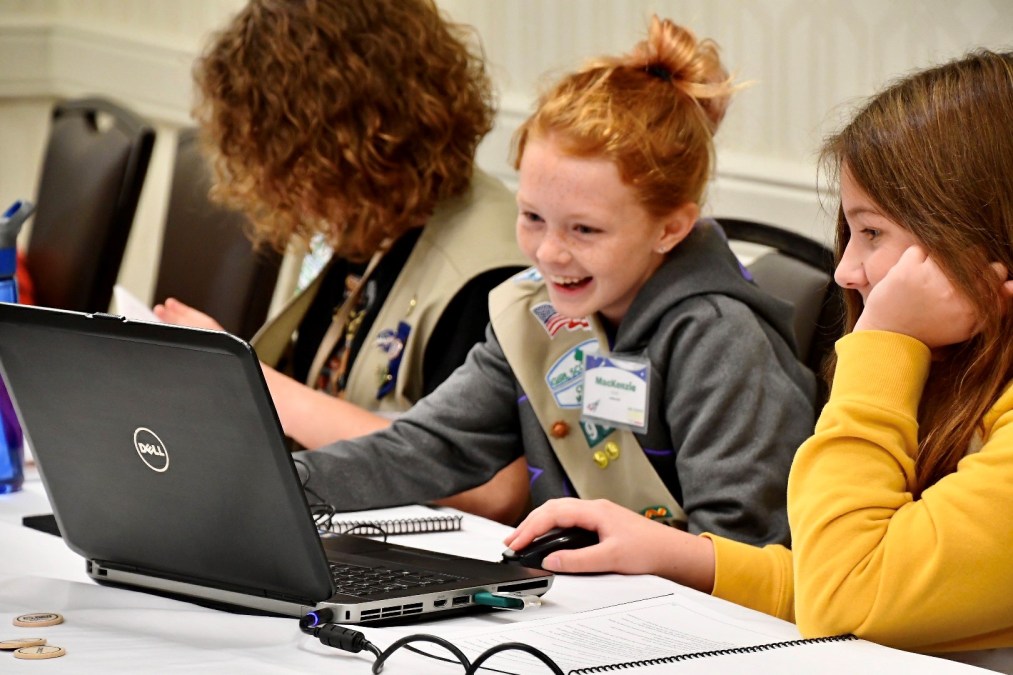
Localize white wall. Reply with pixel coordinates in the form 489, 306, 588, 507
0, 0, 1010, 308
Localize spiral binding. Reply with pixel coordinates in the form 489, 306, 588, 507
328, 514, 463, 536
570, 634, 857, 673
294, 457, 464, 538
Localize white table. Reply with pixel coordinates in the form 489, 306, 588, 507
0, 465, 996, 674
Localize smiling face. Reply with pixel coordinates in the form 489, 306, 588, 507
515, 135, 696, 326
834, 170, 921, 303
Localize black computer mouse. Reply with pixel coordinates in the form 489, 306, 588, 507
502, 526, 600, 569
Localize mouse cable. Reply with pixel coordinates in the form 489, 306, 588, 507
299, 611, 564, 674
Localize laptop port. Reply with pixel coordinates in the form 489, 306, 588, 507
433, 599, 448, 608
452, 596, 470, 606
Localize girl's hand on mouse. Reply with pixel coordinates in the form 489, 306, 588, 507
153, 297, 226, 332
505, 498, 715, 592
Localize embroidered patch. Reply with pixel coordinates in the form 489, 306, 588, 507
375, 321, 411, 399
640, 505, 671, 521
544, 339, 599, 409
580, 420, 614, 448
531, 302, 591, 337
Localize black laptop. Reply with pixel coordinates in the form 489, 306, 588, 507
0, 302, 552, 623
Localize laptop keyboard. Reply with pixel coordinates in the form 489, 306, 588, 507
329, 562, 464, 598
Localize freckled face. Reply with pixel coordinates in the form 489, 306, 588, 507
834, 170, 920, 303
515, 136, 671, 325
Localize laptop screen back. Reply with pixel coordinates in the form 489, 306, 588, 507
0, 303, 333, 603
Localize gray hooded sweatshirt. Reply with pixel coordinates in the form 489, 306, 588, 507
297, 221, 816, 546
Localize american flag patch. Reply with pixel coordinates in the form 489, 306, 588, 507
531, 302, 590, 337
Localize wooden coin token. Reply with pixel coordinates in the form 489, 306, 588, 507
13, 645, 65, 660
0, 637, 46, 650
12, 612, 64, 627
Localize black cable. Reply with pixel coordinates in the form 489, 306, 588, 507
295, 457, 391, 541
301, 615, 567, 674
370, 634, 472, 673
467, 642, 565, 675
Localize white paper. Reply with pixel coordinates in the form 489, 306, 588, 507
112, 284, 160, 322
408, 594, 990, 674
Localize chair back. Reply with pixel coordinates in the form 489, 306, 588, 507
25, 98, 155, 312
152, 128, 282, 340
716, 217, 843, 399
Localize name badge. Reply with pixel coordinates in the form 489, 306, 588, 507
580, 354, 650, 432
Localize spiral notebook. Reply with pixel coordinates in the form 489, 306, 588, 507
321, 505, 463, 537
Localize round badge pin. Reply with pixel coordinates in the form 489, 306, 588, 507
0, 637, 46, 650
12, 612, 64, 628
13, 644, 66, 660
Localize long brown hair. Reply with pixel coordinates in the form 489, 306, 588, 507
194, 0, 494, 261
821, 50, 1013, 494
512, 16, 739, 216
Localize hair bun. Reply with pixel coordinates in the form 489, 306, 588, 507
644, 64, 674, 82
629, 16, 735, 130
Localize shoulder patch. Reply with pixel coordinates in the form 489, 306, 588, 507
531, 302, 591, 337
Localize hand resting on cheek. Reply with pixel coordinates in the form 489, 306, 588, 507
854, 245, 1013, 348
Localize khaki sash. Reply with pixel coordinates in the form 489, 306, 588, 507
489, 273, 687, 527
250, 268, 328, 368
249, 243, 386, 385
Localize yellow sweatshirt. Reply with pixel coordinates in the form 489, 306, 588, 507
706, 330, 1013, 653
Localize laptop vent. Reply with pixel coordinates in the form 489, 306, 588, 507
361, 602, 424, 621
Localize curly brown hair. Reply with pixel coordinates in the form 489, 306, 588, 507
193, 0, 495, 261
512, 16, 737, 217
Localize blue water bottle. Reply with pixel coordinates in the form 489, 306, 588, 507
0, 199, 35, 494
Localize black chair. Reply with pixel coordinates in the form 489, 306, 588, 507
25, 97, 155, 312
716, 217, 843, 399
152, 128, 282, 340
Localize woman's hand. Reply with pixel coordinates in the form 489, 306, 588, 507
153, 297, 226, 332
504, 498, 715, 592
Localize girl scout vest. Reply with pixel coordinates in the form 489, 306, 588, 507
252, 169, 527, 415
489, 271, 688, 527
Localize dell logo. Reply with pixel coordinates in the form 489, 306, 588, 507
133, 427, 169, 473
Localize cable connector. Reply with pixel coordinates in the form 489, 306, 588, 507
308, 623, 371, 653
299, 608, 334, 630
300, 609, 373, 653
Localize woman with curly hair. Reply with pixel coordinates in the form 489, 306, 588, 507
156, 0, 530, 523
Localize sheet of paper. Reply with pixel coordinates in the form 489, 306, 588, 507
112, 284, 160, 323
436, 594, 786, 672
392, 593, 989, 674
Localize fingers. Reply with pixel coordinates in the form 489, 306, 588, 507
989, 263, 1013, 298
153, 297, 185, 322
503, 498, 589, 551
153, 298, 225, 331
542, 545, 608, 574
898, 244, 928, 265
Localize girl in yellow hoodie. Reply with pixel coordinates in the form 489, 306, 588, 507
506, 48, 1013, 661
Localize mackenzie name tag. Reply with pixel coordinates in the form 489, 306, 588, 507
580, 354, 650, 432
